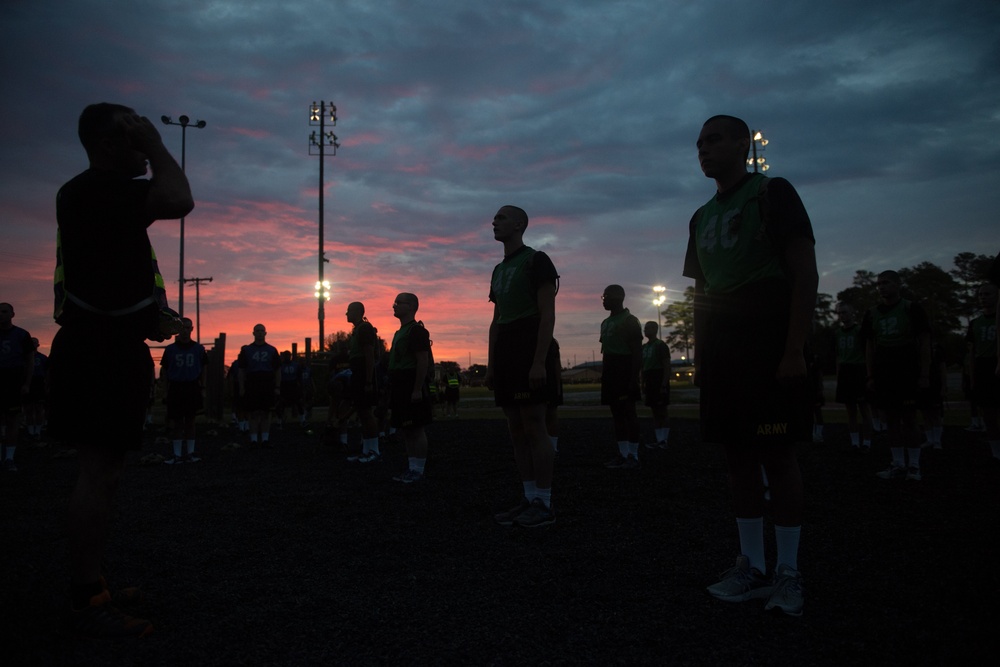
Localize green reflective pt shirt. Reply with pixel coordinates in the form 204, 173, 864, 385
600, 308, 641, 356
690, 173, 785, 294
642, 338, 670, 371
835, 324, 865, 365
489, 246, 558, 324
968, 313, 997, 360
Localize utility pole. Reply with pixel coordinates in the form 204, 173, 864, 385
181, 276, 213, 343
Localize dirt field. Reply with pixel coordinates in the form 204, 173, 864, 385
3, 414, 998, 665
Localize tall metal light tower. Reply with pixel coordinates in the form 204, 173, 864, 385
160, 114, 207, 317
308, 101, 339, 351
749, 129, 769, 173
652, 285, 666, 333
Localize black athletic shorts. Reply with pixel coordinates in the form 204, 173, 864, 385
0, 368, 25, 413
166, 380, 203, 421
47, 323, 152, 452
349, 361, 378, 409
642, 369, 670, 408
835, 363, 867, 405
697, 280, 811, 445
243, 373, 276, 412
871, 346, 919, 410
549, 339, 564, 408
278, 384, 303, 410
388, 369, 432, 428
492, 317, 560, 407
25, 376, 45, 405
972, 358, 1000, 407
601, 354, 640, 405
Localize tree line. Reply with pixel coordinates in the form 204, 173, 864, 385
661, 252, 996, 372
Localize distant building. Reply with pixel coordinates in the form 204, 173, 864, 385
562, 361, 602, 384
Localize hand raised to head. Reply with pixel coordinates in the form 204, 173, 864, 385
119, 113, 164, 154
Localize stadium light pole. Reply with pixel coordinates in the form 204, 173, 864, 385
749, 129, 769, 173
160, 114, 207, 317
652, 285, 666, 333
308, 101, 339, 351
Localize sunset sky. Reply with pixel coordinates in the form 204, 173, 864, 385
2, 0, 998, 369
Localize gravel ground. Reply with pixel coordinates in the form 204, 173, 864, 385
2, 416, 998, 666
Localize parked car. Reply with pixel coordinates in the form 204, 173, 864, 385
670, 358, 695, 384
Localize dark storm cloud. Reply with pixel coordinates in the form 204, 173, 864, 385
2, 0, 997, 363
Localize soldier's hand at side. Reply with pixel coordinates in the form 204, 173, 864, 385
776, 350, 807, 385
528, 361, 546, 389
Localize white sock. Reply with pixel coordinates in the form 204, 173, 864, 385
863, 439, 872, 448
628, 442, 639, 458
932, 426, 942, 444
261, 432, 269, 442
990, 441, 1000, 459
409, 457, 426, 474
5, 446, 16, 461
550, 436, 558, 452
250, 433, 258, 443
907, 447, 921, 468
736, 517, 766, 574
186, 440, 196, 456
618, 441, 629, 458
363, 437, 380, 455
774, 525, 801, 571
662, 427, 670, 443
339, 432, 348, 445
850, 432, 859, 447
523, 480, 537, 501
890, 447, 904, 468
172, 440, 183, 457
535, 486, 552, 508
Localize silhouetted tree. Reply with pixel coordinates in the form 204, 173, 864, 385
898, 261, 962, 336
951, 252, 995, 324
661, 286, 695, 360
835, 270, 879, 315
438, 361, 461, 376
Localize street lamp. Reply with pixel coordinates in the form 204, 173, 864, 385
652, 285, 666, 333
308, 101, 339, 351
748, 129, 769, 173
161, 114, 207, 317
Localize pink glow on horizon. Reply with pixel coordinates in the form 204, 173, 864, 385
371, 202, 398, 214
228, 126, 271, 140
342, 132, 382, 147
397, 163, 430, 174
440, 143, 505, 161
